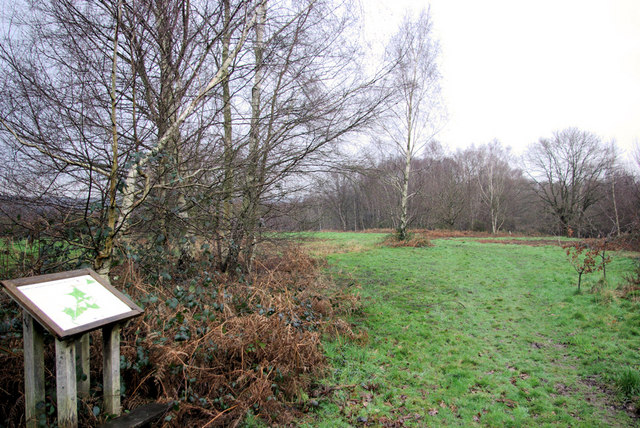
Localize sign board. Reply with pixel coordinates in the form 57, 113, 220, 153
1, 269, 142, 339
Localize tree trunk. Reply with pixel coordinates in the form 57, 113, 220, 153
94, 0, 122, 282
399, 149, 411, 240
222, 0, 234, 225
611, 175, 621, 237
398, 78, 414, 241
224, 0, 266, 272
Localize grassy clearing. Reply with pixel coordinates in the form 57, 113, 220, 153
303, 234, 639, 427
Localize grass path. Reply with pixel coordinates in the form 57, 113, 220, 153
304, 234, 639, 427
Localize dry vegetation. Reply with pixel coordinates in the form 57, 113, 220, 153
0, 244, 361, 426
380, 233, 434, 248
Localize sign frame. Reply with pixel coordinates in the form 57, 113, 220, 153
1, 268, 142, 339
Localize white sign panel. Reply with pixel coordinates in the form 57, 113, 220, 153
2, 269, 143, 338
18, 275, 132, 332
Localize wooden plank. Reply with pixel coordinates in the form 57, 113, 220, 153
23, 313, 45, 428
6, 268, 94, 287
99, 402, 171, 428
55, 338, 78, 428
102, 324, 121, 416
76, 333, 90, 397
60, 311, 140, 339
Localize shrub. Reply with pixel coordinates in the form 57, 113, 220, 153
563, 241, 610, 292
381, 233, 433, 248
620, 258, 640, 301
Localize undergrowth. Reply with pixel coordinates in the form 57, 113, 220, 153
0, 244, 360, 426
380, 233, 433, 248
620, 257, 640, 300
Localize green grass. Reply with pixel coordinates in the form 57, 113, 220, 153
0, 238, 40, 277
0, 237, 85, 279
302, 234, 639, 427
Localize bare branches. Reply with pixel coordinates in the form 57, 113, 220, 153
378, 8, 442, 239
525, 128, 614, 235
1, 118, 111, 178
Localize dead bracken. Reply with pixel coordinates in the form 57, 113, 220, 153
0, 243, 361, 426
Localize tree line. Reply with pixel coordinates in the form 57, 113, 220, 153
276, 131, 640, 238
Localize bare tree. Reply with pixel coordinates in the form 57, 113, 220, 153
0, 0, 259, 277
524, 128, 614, 236
380, 8, 441, 240
217, 0, 389, 271
474, 141, 519, 234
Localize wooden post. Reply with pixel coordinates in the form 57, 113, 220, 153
103, 323, 121, 416
23, 313, 45, 428
76, 333, 90, 397
55, 338, 78, 428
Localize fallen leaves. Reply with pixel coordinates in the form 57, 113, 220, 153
496, 397, 517, 408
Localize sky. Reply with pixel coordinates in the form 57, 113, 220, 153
361, 0, 640, 162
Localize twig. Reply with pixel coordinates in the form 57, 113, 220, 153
201, 404, 239, 428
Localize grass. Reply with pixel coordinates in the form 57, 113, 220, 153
0, 237, 40, 278
293, 232, 386, 256
300, 234, 639, 427
0, 237, 86, 280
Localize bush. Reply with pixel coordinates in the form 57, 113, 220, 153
620, 258, 640, 301
381, 233, 433, 248
563, 241, 609, 292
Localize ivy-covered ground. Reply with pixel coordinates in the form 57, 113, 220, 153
0, 243, 356, 427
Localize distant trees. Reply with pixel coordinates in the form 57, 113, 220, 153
1, 0, 639, 283
524, 128, 614, 236
292, 128, 640, 239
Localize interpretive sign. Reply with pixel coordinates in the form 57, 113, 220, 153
1, 269, 142, 339
2, 269, 143, 427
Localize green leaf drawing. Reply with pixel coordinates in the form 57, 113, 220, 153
68, 287, 88, 300
62, 285, 101, 323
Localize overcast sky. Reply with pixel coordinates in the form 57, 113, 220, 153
362, 0, 640, 161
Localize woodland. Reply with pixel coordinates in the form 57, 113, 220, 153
0, 0, 639, 426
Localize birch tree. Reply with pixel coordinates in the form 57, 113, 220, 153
0, 0, 258, 277
475, 142, 518, 234
382, 8, 441, 240
218, 0, 388, 271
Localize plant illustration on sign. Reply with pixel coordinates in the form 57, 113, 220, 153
62, 279, 100, 322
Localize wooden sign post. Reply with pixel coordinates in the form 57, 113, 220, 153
1, 269, 143, 428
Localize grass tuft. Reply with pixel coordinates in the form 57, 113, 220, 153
614, 368, 640, 397
380, 233, 433, 248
